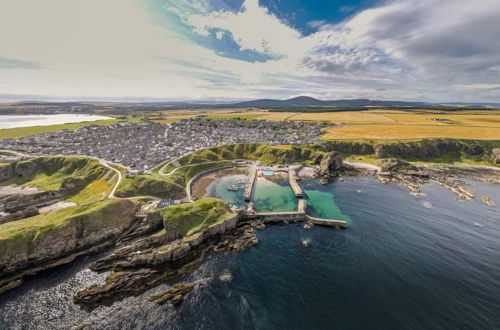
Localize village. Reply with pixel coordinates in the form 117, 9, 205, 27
0, 118, 328, 174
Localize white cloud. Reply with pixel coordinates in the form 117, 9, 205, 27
0, 0, 499, 102
185, 0, 301, 57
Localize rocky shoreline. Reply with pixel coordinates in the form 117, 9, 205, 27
374, 159, 499, 201
73, 216, 258, 306
0, 151, 498, 308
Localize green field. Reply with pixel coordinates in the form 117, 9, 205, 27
200, 114, 264, 120
157, 198, 233, 238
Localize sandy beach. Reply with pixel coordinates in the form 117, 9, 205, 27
191, 167, 248, 199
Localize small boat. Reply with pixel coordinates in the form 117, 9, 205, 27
474, 222, 484, 227
227, 184, 239, 191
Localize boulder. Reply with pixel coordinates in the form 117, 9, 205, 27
490, 148, 500, 164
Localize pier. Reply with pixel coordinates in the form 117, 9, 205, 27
243, 165, 258, 201
288, 167, 304, 198
244, 200, 347, 229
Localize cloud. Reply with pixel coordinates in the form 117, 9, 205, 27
184, 0, 301, 57
0, 0, 499, 102
307, 20, 327, 29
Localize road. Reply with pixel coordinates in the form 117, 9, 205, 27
97, 159, 122, 198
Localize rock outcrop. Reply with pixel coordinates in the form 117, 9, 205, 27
0, 164, 13, 181
14, 160, 38, 178
318, 151, 343, 176
0, 199, 138, 292
148, 283, 196, 305
0, 190, 63, 213
73, 199, 259, 306
0, 206, 39, 224
490, 148, 500, 164
374, 139, 485, 160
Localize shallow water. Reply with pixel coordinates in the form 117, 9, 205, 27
1, 177, 499, 329
0, 114, 111, 129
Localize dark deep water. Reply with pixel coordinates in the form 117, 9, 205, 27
1, 177, 499, 330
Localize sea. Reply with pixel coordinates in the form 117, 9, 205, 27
0, 176, 499, 329
0, 114, 111, 129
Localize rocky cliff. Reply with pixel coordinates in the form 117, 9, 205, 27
318, 151, 343, 176
0, 198, 138, 291
73, 198, 257, 305
374, 139, 486, 160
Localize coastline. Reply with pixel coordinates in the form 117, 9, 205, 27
0, 147, 499, 310
191, 167, 248, 199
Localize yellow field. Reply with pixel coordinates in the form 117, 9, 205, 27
384, 113, 500, 127
322, 124, 500, 140
289, 111, 397, 124
151, 108, 500, 140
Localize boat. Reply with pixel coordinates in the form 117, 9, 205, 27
227, 184, 239, 191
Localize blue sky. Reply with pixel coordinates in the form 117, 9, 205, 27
0, 0, 499, 102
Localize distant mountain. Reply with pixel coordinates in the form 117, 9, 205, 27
2, 96, 495, 114
229, 96, 428, 108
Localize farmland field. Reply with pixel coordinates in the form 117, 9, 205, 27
321, 124, 500, 140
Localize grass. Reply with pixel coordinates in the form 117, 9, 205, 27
0, 198, 136, 255
1, 156, 115, 206
321, 124, 500, 140
115, 173, 186, 199
157, 198, 233, 238
0, 151, 17, 156
343, 154, 381, 166
170, 143, 326, 168
66, 179, 112, 205
201, 114, 264, 120
170, 161, 233, 186
1, 157, 107, 190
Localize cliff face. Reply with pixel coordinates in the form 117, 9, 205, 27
374, 139, 485, 160
0, 164, 13, 181
0, 199, 137, 283
323, 141, 374, 155
318, 151, 343, 176
73, 198, 251, 305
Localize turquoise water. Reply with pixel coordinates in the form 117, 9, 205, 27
1, 177, 500, 329
302, 179, 351, 223
205, 174, 248, 208
205, 174, 299, 213
251, 179, 298, 212
205, 172, 350, 222
263, 169, 275, 176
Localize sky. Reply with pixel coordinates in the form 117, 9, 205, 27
1, 0, 500, 103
